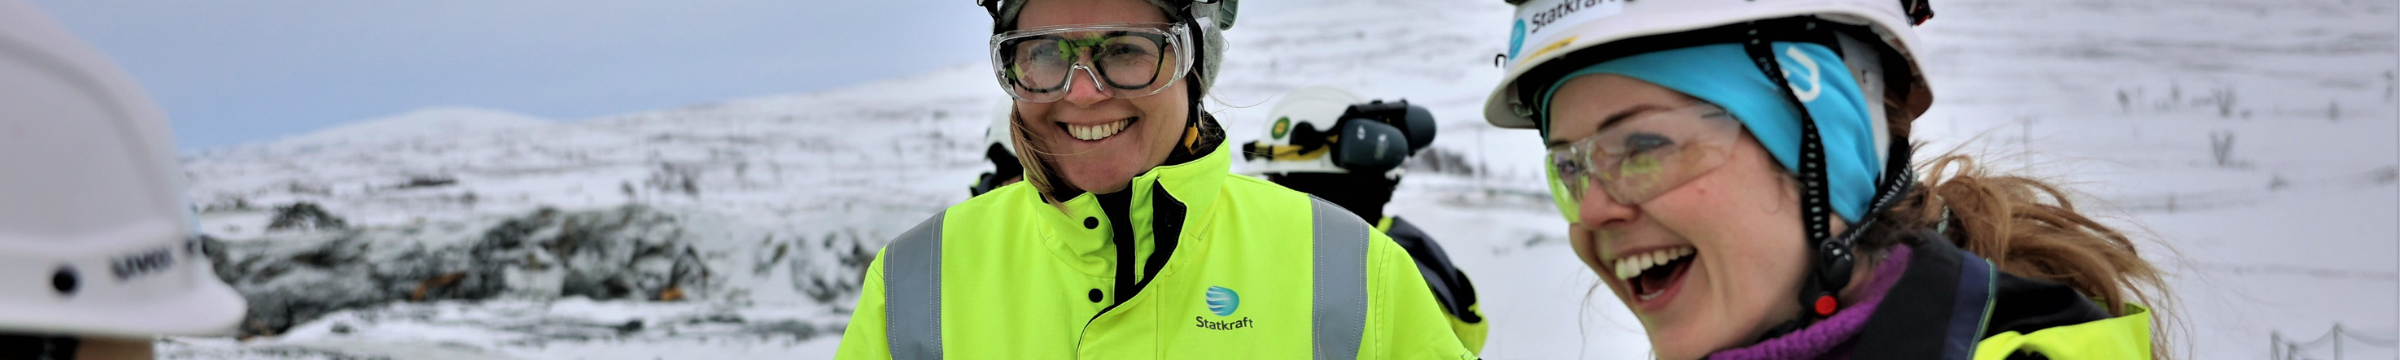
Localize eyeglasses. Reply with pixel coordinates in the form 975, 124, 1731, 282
989, 23, 1193, 103
1547, 103, 1746, 208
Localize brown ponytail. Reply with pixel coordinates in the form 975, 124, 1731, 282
1884, 154, 2170, 314
1860, 151, 2179, 357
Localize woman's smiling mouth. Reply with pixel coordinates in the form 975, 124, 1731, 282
1061, 117, 1134, 141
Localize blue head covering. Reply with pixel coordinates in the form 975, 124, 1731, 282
1542, 42, 1882, 222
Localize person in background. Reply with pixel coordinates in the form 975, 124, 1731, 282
1240, 85, 1488, 354
0, 1, 249, 358
970, 100, 1024, 197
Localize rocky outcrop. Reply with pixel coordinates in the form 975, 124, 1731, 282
208, 205, 713, 337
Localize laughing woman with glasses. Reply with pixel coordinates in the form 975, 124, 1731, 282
834, 0, 1474, 358
1483, 0, 2176, 358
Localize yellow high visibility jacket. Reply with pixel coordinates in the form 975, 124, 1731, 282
1974, 304, 2153, 360
836, 144, 1473, 359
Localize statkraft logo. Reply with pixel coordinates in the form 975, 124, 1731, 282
1525, 0, 1627, 34
1204, 286, 1240, 316
1508, 19, 1527, 60
1195, 316, 1255, 330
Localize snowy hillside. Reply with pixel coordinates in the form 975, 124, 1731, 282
166, 0, 2396, 358
170, 64, 1005, 359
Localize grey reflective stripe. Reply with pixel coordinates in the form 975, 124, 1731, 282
1309, 197, 1368, 360
885, 211, 944, 360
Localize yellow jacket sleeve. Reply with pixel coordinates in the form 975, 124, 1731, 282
834, 249, 893, 360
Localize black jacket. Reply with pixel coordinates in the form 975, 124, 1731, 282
1382, 216, 1483, 323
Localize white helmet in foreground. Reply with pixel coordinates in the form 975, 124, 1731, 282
0, 0, 247, 339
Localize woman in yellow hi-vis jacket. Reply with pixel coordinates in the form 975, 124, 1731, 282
835, 0, 1473, 359
1480, 0, 2173, 359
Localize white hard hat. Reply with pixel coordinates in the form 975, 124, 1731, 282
1241, 85, 1363, 176
1483, 0, 1935, 130
0, 0, 247, 337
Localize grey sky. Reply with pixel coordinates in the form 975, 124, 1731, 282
26, 0, 996, 150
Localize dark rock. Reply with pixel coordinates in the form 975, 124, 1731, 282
213, 205, 715, 337
267, 202, 348, 231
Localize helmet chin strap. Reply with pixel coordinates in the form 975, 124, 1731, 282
1739, 18, 1920, 341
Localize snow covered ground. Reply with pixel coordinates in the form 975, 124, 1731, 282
164, 0, 2395, 358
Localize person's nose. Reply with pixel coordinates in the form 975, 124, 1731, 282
1061, 64, 1109, 108
1577, 181, 1640, 228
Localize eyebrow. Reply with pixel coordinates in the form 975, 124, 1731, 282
1547, 103, 1666, 147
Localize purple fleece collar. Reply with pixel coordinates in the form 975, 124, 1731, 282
1705, 244, 1915, 360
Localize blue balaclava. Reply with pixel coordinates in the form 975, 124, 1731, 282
1543, 42, 1883, 222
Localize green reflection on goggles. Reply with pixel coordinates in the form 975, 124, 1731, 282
1048, 36, 1112, 64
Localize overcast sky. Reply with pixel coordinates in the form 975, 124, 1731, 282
26, 0, 998, 150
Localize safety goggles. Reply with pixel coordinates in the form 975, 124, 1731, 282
1547, 103, 1747, 208
989, 23, 1193, 103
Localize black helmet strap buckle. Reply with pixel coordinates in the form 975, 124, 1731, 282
1740, 18, 1920, 339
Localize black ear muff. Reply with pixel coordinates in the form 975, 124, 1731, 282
1333, 119, 1408, 173
1400, 102, 1437, 153
1339, 99, 1437, 155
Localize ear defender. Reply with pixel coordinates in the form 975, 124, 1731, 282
1338, 100, 1437, 154
1327, 99, 1439, 173
1399, 102, 1437, 151
1332, 119, 1409, 172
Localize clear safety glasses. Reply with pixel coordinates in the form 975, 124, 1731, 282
1547, 103, 1748, 207
989, 23, 1193, 103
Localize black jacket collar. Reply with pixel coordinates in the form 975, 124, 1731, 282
1851, 231, 2110, 360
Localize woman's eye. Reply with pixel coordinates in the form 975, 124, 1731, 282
1623, 133, 1673, 153
1101, 44, 1149, 58
1018, 42, 1063, 62
1549, 155, 1582, 173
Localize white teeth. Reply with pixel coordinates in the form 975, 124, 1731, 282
1066, 119, 1131, 141
1611, 246, 1695, 281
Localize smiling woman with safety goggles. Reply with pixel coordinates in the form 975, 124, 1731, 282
836, 0, 1475, 358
